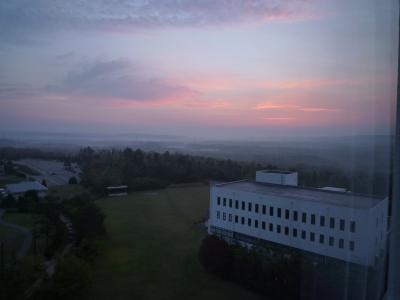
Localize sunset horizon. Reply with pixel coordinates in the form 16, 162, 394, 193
0, 0, 398, 139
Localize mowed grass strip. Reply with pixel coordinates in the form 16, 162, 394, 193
89, 185, 264, 300
3, 212, 37, 229
0, 224, 25, 259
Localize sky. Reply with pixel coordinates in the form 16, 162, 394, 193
0, 0, 398, 140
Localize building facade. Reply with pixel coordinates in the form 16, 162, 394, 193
208, 171, 388, 266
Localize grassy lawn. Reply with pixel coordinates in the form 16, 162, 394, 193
88, 185, 264, 300
0, 175, 23, 187
3, 212, 38, 229
0, 223, 25, 259
48, 184, 88, 199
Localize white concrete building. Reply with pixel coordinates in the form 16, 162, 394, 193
5, 181, 48, 199
208, 170, 388, 266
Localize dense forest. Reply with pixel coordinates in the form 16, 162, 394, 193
0, 147, 391, 196
76, 147, 267, 194
76, 147, 390, 196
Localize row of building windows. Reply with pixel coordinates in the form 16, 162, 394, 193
216, 197, 356, 233
216, 211, 355, 251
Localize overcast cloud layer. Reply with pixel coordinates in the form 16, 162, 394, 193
0, 0, 308, 44
0, 0, 398, 138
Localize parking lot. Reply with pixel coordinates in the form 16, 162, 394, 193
15, 159, 81, 186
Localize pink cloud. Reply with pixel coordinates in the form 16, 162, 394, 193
185, 75, 367, 95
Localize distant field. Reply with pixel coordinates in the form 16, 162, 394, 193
88, 185, 264, 300
0, 175, 23, 187
3, 212, 38, 228
48, 184, 87, 199
0, 225, 25, 258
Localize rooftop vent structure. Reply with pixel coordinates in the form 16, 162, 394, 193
255, 170, 298, 186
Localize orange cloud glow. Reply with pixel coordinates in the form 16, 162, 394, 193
185, 75, 365, 93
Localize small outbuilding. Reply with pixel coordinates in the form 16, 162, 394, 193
106, 185, 128, 197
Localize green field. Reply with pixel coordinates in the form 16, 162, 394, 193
3, 212, 37, 228
88, 185, 264, 300
0, 175, 23, 187
48, 184, 88, 199
0, 225, 24, 258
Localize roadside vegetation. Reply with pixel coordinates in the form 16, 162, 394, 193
0, 187, 105, 300
199, 235, 301, 300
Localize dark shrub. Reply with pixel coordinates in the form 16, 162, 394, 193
68, 177, 78, 184
198, 235, 234, 279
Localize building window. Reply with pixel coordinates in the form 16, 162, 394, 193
248, 202, 252, 212
285, 209, 290, 220
277, 225, 281, 233
269, 223, 274, 232
320, 216, 325, 227
255, 204, 259, 213
235, 215, 238, 223
223, 212, 226, 220
293, 228, 298, 237
228, 214, 232, 222
235, 200, 239, 209
270, 206, 274, 216
284, 226, 289, 235
229, 199, 232, 208
217, 197, 221, 205
340, 219, 345, 231
301, 230, 306, 239
241, 201, 245, 210
262, 221, 266, 230
302, 212, 307, 223
241, 217, 245, 224
262, 205, 266, 215
216, 211, 220, 219
255, 220, 259, 228
319, 234, 325, 244
329, 236, 334, 246
349, 241, 355, 251
293, 211, 298, 221
277, 208, 282, 218
311, 214, 316, 225
223, 198, 226, 207
339, 238, 344, 249
310, 232, 315, 242
350, 221, 356, 233
248, 218, 251, 226
330, 217, 335, 229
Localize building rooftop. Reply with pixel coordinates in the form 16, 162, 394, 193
214, 180, 385, 209
106, 185, 128, 190
258, 170, 295, 174
6, 181, 48, 194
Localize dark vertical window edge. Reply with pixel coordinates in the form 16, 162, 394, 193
386, 8, 400, 300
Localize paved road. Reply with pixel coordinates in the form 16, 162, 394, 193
0, 210, 32, 259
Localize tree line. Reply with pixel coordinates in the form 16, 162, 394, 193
77, 147, 269, 194
0, 146, 390, 196
77, 147, 389, 196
